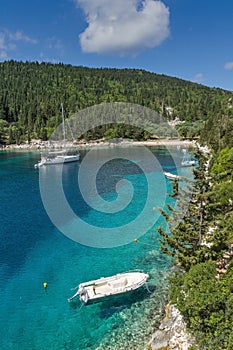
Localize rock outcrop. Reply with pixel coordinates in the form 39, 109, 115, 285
147, 303, 194, 350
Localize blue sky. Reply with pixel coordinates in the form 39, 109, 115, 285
0, 0, 233, 91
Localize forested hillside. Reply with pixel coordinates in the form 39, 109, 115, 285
0, 60, 232, 145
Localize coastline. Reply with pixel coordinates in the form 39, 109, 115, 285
1, 138, 198, 350
147, 303, 195, 350
0, 138, 195, 151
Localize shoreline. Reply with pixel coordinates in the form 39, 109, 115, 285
147, 303, 195, 350
0, 138, 195, 151
1, 137, 199, 349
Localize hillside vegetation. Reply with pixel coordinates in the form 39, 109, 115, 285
0, 60, 232, 146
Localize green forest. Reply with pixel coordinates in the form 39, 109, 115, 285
158, 146, 233, 347
1, 60, 233, 349
0, 60, 233, 146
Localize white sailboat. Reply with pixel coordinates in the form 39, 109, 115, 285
34, 104, 80, 168
68, 271, 149, 305
181, 149, 196, 167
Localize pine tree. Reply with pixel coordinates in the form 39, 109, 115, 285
158, 150, 213, 270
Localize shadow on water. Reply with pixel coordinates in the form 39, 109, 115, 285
97, 286, 156, 319
67, 284, 156, 319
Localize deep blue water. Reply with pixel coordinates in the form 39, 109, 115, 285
0, 146, 193, 350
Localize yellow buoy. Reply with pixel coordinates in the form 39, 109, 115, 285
43, 282, 47, 289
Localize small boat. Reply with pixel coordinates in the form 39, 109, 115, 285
164, 171, 180, 180
68, 271, 149, 304
181, 150, 196, 167
34, 104, 80, 168
181, 159, 196, 167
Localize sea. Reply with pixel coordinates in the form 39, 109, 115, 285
0, 145, 194, 350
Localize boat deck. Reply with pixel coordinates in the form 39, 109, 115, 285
87, 276, 129, 297
68, 271, 149, 303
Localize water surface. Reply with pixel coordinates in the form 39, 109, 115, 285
0, 147, 193, 350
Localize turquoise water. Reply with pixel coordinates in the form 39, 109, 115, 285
0, 147, 193, 350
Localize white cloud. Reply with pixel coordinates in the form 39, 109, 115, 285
193, 73, 205, 83
76, 0, 170, 55
224, 62, 233, 70
0, 30, 37, 60
8, 30, 37, 44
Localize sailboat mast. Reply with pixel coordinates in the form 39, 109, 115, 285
61, 103, 66, 149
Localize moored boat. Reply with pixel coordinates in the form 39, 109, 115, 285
181, 159, 196, 167
68, 271, 149, 304
164, 171, 180, 180
34, 103, 80, 168
34, 150, 79, 168
181, 149, 196, 167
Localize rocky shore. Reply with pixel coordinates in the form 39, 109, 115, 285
146, 303, 195, 350
1, 138, 195, 151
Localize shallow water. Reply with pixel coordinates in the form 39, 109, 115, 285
0, 146, 193, 350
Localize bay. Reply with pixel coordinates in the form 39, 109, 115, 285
0, 146, 193, 350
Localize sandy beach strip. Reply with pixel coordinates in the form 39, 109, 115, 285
1, 138, 196, 151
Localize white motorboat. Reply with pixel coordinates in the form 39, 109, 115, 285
68, 271, 149, 304
34, 104, 79, 168
164, 171, 180, 180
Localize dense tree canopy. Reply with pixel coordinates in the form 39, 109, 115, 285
0, 60, 232, 145
158, 146, 233, 348
170, 261, 233, 349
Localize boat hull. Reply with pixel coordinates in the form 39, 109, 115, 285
43, 155, 80, 165
164, 171, 180, 180
34, 154, 80, 168
83, 286, 145, 305
181, 160, 195, 167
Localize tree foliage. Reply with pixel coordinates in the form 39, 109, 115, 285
158, 146, 233, 348
170, 261, 233, 349
0, 60, 232, 144
158, 150, 214, 270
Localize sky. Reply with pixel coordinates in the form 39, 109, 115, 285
0, 0, 233, 91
